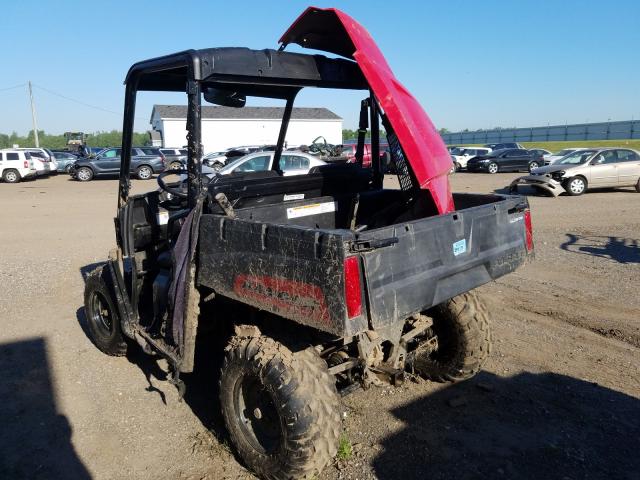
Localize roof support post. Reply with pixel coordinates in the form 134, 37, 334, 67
272, 95, 296, 172
186, 80, 202, 208
369, 93, 382, 189
119, 81, 137, 209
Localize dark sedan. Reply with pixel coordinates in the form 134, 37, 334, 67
70, 147, 166, 181
467, 149, 543, 174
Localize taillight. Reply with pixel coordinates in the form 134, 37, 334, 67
344, 256, 363, 318
24, 161, 28, 168
524, 209, 534, 252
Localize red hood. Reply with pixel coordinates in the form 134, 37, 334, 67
280, 7, 454, 214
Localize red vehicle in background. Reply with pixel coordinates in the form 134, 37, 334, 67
341, 142, 390, 168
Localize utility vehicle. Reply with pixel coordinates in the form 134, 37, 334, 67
84, 7, 534, 479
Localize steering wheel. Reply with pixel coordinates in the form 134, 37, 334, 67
157, 169, 215, 199
157, 169, 188, 198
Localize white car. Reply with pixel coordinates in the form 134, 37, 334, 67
213, 151, 326, 176
544, 148, 590, 165
16, 148, 54, 176
0, 149, 37, 183
451, 147, 492, 171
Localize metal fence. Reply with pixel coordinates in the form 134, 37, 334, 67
441, 120, 640, 145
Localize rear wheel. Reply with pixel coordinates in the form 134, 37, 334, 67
413, 290, 492, 382
487, 162, 499, 174
64, 164, 74, 174
3, 169, 20, 183
565, 176, 587, 196
76, 166, 94, 181
528, 161, 540, 172
136, 165, 153, 180
169, 161, 182, 170
83, 266, 127, 356
220, 334, 341, 479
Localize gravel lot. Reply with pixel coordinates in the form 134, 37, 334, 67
0, 172, 638, 480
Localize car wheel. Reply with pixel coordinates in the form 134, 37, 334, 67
2, 169, 20, 183
65, 164, 74, 174
220, 333, 340, 479
212, 161, 224, 171
136, 165, 153, 180
454, 162, 462, 172
487, 162, 499, 174
169, 161, 182, 170
76, 166, 94, 181
565, 176, 587, 196
528, 161, 540, 172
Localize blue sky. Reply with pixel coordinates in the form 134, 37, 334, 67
1, 0, 639, 135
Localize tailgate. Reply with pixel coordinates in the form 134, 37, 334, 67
358, 195, 532, 328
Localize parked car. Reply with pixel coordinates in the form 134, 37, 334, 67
212, 151, 326, 176
543, 147, 590, 165
52, 151, 79, 173
528, 148, 551, 158
160, 148, 188, 170
510, 148, 640, 196
340, 142, 390, 169
467, 148, 543, 174
16, 148, 53, 176
70, 147, 165, 181
203, 145, 272, 169
0, 149, 37, 183
450, 147, 492, 171
484, 142, 525, 150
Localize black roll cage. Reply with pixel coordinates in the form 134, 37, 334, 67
118, 47, 374, 213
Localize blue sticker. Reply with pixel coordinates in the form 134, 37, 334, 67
453, 239, 467, 256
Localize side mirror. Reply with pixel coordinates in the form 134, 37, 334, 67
203, 87, 246, 108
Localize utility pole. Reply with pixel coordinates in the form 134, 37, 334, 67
28, 81, 39, 147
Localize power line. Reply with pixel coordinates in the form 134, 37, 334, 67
32, 83, 147, 121
0, 83, 27, 93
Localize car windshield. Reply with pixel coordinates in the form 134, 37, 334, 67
553, 149, 574, 156
450, 147, 465, 155
557, 150, 596, 165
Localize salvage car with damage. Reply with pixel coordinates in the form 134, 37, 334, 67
83, 7, 535, 479
510, 147, 640, 196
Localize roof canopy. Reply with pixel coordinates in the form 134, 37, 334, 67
125, 48, 367, 97
152, 105, 341, 121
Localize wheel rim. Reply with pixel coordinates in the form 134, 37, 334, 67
139, 167, 152, 179
233, 373, 281, 455
170, 162, 181, 170
570, 178, 585, 194
488, 163, 498, 173
530, 162, 539, 170
89, 291, 113, 333
78, 168, 91, 181
6, 171, 17, 182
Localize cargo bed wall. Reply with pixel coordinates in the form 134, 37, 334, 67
359, 194, 529, 329
197, 214, 368, 336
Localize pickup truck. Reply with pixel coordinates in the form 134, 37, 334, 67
83, 7, 534, 480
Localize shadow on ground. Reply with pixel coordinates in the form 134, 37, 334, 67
561, 233, 640, 264
0, 338, 91, 479
373, 371, 640, 479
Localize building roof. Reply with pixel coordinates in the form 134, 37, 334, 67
152, 105, 341, 122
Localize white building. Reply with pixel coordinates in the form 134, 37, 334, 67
150, 105, 342, 153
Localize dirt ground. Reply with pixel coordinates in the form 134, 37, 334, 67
0, 172, 638, 480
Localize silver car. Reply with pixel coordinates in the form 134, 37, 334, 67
510, 148, 640, 196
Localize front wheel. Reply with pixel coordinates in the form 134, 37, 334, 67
220, 334, 341, 479
528, 161, 540, 172
76, 166, 94, 181
565, 176, 587, 196
136, 165, 153, 180
83, 266, 127, 356
169, 161, 182, 170
413, 290, 492, 382
487, 162, 499, 174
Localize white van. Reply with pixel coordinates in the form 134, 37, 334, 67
0, 149, 37, 183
